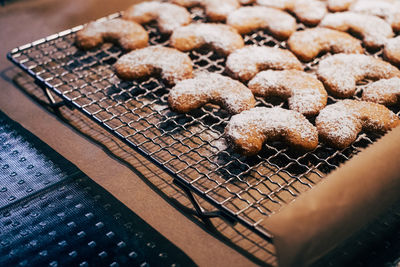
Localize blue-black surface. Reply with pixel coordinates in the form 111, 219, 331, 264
0, 110, 195, 267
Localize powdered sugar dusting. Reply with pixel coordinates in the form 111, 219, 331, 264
225, 46, 303, 82
248, 70, 327, 116
362, 77, 400, 105
171, 0, 239, 21
76, 19, 148, 50
116, 46, 192, 84
350, 0, 400, 31
384, 36, 400, 65
81, 19, 139, 37
170, 23, 244, 56
292, 0, 327, 25
225, 107, 318, 153
257, 0, 326, 25
226, 6, 296, 37
256, 0, 294, 9
124, 1, 191, 34
317, 53, 400, 97
320, 11, 394, 48
327, 0, 354, 11
316, 100, 361, 145
316, 99, 400, 147
288, 27, 363, 61
169, 71, 255, 113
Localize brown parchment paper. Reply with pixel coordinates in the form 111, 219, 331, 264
263, 126, 400, 267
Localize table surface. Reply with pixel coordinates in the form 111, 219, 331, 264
4, 1, 400, 266
0, 0, 256, 266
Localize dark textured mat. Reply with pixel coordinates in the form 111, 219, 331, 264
0, 110, 196, 267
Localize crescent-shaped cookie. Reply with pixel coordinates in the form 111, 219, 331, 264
114, 46, 193, 85
248, 70, 328, 116
317, 53, 400, 98
226, 6, 297, 39
168, 72, 256, 114
350, 0, 400, 32
383, 36, 400, 66
123, 1, 191, 34
75, 18, 148, 51
225, 107, 319, 155
287, 28, 364, 62
257, 0, 327, 26
327, 0, 354, 12
171, 0, 240, 22
291, 0, 327, 26
170, 23, 244, 56
225, 46, 303, 83
316, 99, 400, 148
256, 0, 294, 10
319, 12, 394, 49
239, 0, 256, 4
362, 78, 400, 106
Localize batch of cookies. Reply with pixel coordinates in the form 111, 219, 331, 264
75, 0, 400, 156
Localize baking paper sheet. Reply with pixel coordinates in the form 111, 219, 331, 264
263, 126, 400, 267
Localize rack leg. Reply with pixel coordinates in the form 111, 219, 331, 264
33, 79, 72, 113
173, 179, 236, 226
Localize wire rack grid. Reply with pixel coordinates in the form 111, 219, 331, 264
7, 9, 400, 245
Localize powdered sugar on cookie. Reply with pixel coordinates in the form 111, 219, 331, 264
248, 70, 327, 116
257, 0, 327, 26
225, 106, 318, 155
362, 77, 400, 106
316, 99, 400, 148
256, 0, 294, 9
114, 46, 193, 85
171, 0, 239, 21
288, 27, 364, 61
227, 6, 296, 39
226, 46, 303, 83
76, 19, 148, 50
320, 12, 394, 49
327, 0, 354, 12
170, 23, 244, 56
350, 0, 400, 32
384, 36, 400, 66
168, 71, 255, 114
123, 1, 191, 34
317, 53, 400, 98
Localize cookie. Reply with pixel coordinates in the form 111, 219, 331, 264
319, 12, 394, 50
239, 0, 256, 4
226, 6, 297, 39
327, 0, 354, 12
361, 78, 400, 106
114, 46, 193, 85
291, 0, 327, 26
256, 0, 294, 10
168, 72, 256, 114
225, 46, 303, 83
248, 70, 328, 116
170, 23, 244, 56
225, 107, 319, 155
170, 0, 240, 22
75, 18, 148, 51
287, 28, 364, 62
350, 0, 400, 32
317, 54, 400, 98
123, 1, 191, 34
383, 36, 400, 66
257, 0, 327, 26
316, 99, 400, 148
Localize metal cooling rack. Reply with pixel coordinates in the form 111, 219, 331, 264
7, 9, 400, 245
